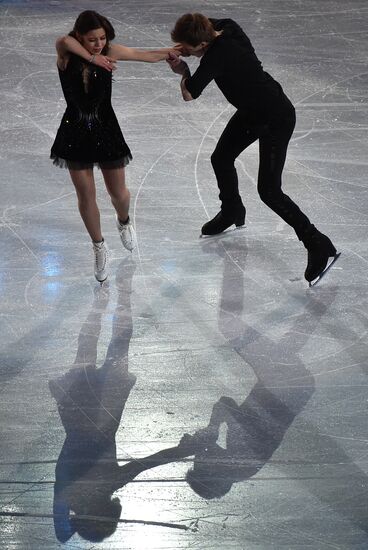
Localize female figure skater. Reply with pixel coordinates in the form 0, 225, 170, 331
51, 10, 176, 283
167, 14, 340, 285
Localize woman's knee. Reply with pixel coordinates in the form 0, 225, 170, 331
108, 186, 130, 204
102, 168, 126, 194
76, 188, 97, 209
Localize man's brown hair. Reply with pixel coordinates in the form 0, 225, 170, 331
171, 13, 216, 46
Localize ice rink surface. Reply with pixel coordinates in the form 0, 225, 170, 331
0, 0, 368, 548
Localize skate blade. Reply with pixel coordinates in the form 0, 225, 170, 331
199, 224, 246, 239
309, 252, 341, 287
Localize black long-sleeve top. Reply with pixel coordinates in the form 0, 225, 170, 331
186, 18, 293, 124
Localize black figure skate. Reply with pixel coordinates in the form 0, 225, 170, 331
304, 230, 340, 286
201, 205, 246, 237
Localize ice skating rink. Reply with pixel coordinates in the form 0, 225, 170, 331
1, 1, 368, 548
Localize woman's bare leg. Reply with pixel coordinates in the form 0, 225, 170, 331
102, 166, 135, 251
101, 166, 130, 222
68, 168, 103, 242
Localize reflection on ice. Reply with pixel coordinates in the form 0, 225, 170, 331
1, 0, 368, 548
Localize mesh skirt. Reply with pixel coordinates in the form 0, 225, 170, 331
50, 152, 132, 170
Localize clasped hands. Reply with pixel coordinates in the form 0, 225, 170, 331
166, 48, 189, 76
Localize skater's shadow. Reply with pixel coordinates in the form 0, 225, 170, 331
49, 262, 205, 543
184, 239, 336, 499
50, 261, 137, 542
189, 241, 368, 539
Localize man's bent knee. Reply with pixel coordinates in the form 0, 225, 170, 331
211, 150, 235, 171
258, 185, 283, 207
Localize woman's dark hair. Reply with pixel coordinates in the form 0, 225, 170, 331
171, 13, 216, 46
69, 10, 115, 54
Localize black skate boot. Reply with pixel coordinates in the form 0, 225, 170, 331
201, 205, 246, 236
303, 228, 340, 286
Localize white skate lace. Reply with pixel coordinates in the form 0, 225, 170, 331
93, 243, 107, 271
117, 218, 135, 250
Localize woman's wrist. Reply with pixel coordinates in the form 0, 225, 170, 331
89, 53, 96, 64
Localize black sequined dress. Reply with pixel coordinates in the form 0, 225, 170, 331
51, 54, 132, 169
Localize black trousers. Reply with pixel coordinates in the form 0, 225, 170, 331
210, 106, 313, 241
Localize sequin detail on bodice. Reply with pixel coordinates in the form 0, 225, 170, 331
50, 54, 132, 168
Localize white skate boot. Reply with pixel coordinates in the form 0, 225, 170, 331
116, 215, 136, 252
92, 239, 109, 283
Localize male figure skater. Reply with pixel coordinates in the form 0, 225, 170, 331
168, 14, 340, 285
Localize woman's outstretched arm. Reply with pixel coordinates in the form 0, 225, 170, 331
108, 43, 179, 63
55, 35, 115, 71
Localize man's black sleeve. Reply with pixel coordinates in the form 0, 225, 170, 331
185, 47, 223, 99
